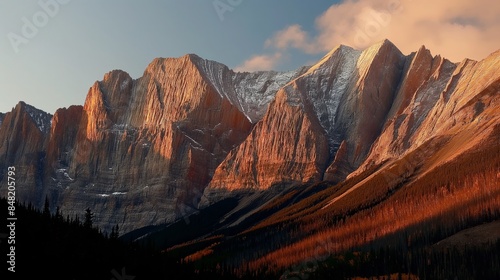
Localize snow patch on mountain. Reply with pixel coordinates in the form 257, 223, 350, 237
296, 45, 361, 152
232, 69, 308, 122
120, 78, 130, 90
24, 103, 52, 134
99, 192, 127, 197
190, 54, 307, 123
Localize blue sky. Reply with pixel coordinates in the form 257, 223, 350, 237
1, 0, 499, 114
0, 1, 334, 113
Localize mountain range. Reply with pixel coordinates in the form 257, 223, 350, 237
0, 38, 498, 268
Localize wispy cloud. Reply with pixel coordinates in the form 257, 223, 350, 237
264, 24, 319, 54
239, 0, 500, 71
234, 52, 284, 72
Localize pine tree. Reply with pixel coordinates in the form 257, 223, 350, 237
43, 196, 50, 218
55, 206, 63, 222
110, 224, 119, 240
84, 208, 94, 229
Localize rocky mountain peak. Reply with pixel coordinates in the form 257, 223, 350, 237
17, 101, 53, 134
185, 53, 308, 123
0, 102, 51, 204
1, 40, 498, 234
306, 44, 358, 74
101, 70, 134, 99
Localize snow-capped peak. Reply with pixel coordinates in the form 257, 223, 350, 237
291, 45, 361, 152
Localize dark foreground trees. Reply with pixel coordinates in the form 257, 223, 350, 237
0, 198, 204, 280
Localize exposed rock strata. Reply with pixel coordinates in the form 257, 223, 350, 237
0, 41, 498, 233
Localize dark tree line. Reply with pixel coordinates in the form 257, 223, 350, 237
0, 198, 239, 280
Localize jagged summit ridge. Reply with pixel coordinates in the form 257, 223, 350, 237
17, 101, 53, 134
203, 39, 407, 199
189, 54, 308, 123
141, 54, 307, 123
290, 44, 361, 152
202, 39, 499, 204
0, 39, 498, 233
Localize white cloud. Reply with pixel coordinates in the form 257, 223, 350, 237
264, 24, 319, 54
255, 0, 500, 63
234, 52, 284, 72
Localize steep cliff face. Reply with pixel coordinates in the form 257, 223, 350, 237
324, 40, 405, 181
204, 85, 330, 198
47, 55, 259, 232
0, 55, 302, 233
203, 40, 406, 202
203, 40, 499, 206
353, 46, 457, 170
0, 102, 52, 204
414, 49, 500, 143
45, 105, 83, 198
355, 48, 500, 177
47, 106, 83, 168
189, 54, 309, 123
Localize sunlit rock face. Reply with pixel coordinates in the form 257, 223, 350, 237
203, 40, 406, 203
49, 55, 259, 233
1, 40, 498, 233
354, 48, 500, 178
0, 54, 303, 233
0, 102, 52, 204
202, 41, 500, 206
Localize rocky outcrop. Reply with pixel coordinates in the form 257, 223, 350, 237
204, 85, 330, 195
323, 140, 349, 182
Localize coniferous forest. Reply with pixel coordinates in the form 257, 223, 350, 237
1, 189, 499, 279
0, 198, 202, 280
